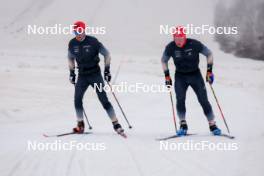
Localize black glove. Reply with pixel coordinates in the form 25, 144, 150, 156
104, 67, 111, 82
164, 70, 172, 88
69, 70, 76, 84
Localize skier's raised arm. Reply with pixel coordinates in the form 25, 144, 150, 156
161, 45, 172, 88
99, 43, 112, 82
161, 53, 169, 73
199, 43, 214, 84
68, 50, 75, 70
68, 50, 76, 84
99, 43, 111, 68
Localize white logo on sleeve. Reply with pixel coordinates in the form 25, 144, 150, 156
73, 46, 79, 53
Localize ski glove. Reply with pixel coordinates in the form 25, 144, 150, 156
164, 70, 172, 88
69, 70, 76, 84
206, 64, 214, 84
104, 67, 111, 82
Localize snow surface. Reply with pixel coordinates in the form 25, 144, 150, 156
0, 0, 264, 176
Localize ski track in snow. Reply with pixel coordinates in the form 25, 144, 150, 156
3, 0, 55, 36
0, 51, 264, 176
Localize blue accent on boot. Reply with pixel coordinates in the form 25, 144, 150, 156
177, 128, 187, 136
212, 128, 221, 135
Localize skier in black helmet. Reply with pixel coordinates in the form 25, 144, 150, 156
161, 26, 221, 136
68, 21, 124, 135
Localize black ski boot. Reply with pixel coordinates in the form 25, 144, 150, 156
177, 120, 188, 136
112, 121, 124, 134
209, 123, 221, 135
73, 120, 85, 134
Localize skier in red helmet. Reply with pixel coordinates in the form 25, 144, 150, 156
161, 26, 221, 136
67, 21, 125, 135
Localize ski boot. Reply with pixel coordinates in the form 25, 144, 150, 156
113, 121, 124, 133
209, 123, 221, 135
177, 120, 188, 136
73, 120, 85, 134
112, 121, 126, 137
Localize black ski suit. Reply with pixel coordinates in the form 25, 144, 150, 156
161, 38, 214, 121
68, 35, 116, 121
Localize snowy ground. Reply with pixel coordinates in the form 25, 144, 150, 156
0, 0, 264, 176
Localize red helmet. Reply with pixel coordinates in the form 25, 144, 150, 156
173, 26, 187, 48
73, 21, 86, 34
173, 26, 186, 39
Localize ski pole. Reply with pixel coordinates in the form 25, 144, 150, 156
169, 88, 178, 133
209, 84, 230, 134
106, 82, 132, 129
73, 83, 92, 130
83, 109, 93, 130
